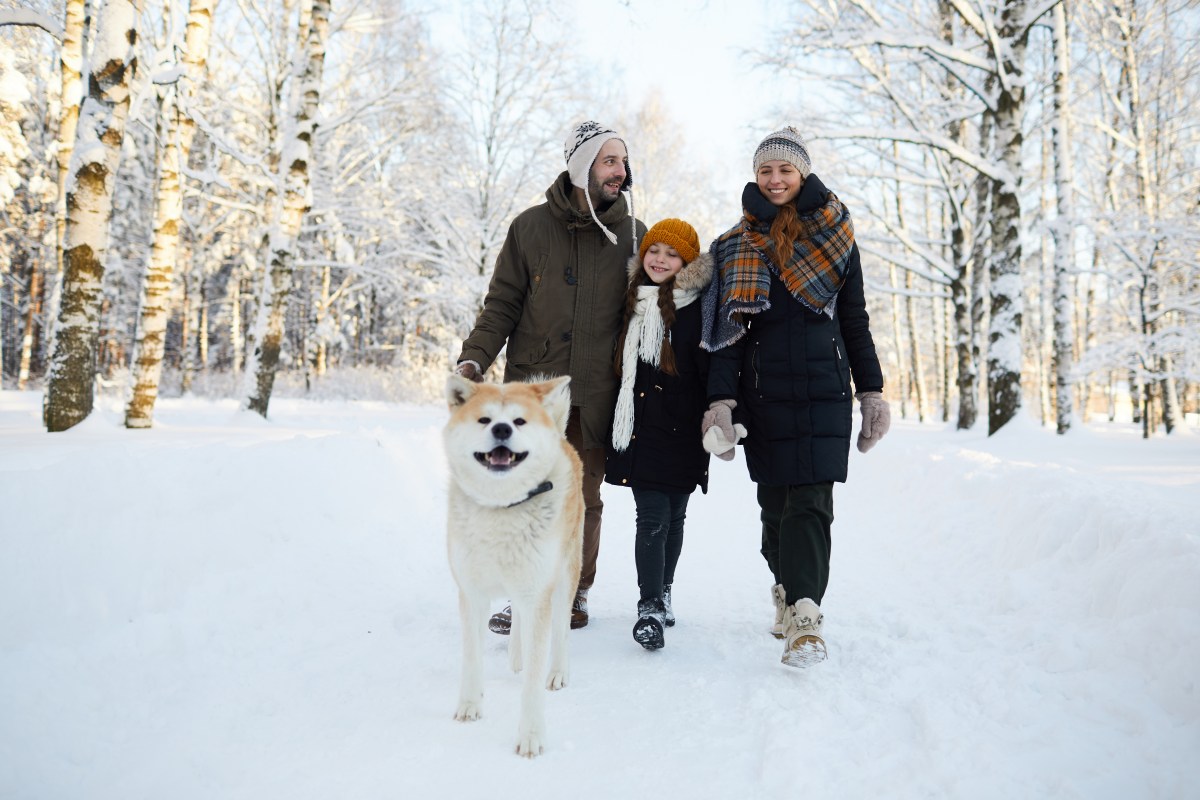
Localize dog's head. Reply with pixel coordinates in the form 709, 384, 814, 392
443, 374, 572, 506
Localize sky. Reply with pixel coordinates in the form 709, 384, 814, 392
425, 0, 798, 224
1, 387, 1197, 797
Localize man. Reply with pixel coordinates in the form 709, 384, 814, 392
455, 120, 646, 632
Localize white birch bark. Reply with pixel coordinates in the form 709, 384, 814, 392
44, 0, 87, 359
44, 0, 141, 432
906, 268, 928, 422
986, 0, 1028, 435
244, 0, 329, 417
888, 261, 908, 419
125, 0, 215, 428
1050, 0, 1075, 434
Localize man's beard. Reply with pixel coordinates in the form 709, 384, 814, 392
588, 172, 621, 210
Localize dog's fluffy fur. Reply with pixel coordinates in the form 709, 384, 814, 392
443, 373, 584, 758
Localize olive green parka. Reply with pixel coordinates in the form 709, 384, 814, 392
457, 171, 647, 449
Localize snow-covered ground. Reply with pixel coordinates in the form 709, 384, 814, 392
1, 389, 1197, 799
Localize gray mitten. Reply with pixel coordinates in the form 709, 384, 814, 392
455, 360, 483, 383
701, 400, 747, 461
856, 391, 891, 453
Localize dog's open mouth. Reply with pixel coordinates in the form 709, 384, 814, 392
475, 446, 529, 472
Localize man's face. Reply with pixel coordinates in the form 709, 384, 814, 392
587, 139, 629, 207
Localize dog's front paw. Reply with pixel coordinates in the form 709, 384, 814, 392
514, 726, 545, 758
508, 649, 522, 674
454, 700, 482, 722
546, 670, 568, 691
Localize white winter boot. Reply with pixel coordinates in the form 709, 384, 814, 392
771, 584, 787, 639
781, 598, 827, 668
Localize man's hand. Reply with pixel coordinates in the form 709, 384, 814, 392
455, 361, 484, 383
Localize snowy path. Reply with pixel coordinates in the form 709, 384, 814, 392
1, 392, 1197, 799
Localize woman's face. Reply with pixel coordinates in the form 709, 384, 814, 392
642, 242, 684, 284
756, 160, 803, 206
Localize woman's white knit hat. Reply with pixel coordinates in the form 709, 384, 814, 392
752, 126, 812, 179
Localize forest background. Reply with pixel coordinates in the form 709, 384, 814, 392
0, 0, 1197, 437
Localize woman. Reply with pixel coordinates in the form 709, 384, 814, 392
700, 127, 890, 668
606, 218, 713, 651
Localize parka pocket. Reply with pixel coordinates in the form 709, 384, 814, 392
528, 253, 550, 299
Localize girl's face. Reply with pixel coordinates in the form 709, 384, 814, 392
642, 242, 685, 284
756, 160, 803, 206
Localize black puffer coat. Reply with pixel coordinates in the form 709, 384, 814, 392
707, 175, 884, 487
605, 255, 713, 495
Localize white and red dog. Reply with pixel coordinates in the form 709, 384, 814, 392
443, 374, 583, 758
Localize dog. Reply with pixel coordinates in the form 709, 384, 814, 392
443, 373, 584, 758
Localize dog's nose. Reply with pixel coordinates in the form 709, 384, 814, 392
491, 422, 512, 441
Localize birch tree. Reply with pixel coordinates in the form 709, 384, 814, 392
1049, 0, 1075, 433
244, 0, 329, 417
41, 0, 87, 364
125, 0, 215, 428
44, 0, 141, 432
762, 0, 1057, 433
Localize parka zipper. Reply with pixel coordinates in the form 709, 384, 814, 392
833, 338, 847, 397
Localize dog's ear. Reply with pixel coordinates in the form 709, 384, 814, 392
536, 376, 572, 434
446, 372, 477, 408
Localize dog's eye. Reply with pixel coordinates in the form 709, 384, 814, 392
478, 417, 491, 425
514, 418, 526, 426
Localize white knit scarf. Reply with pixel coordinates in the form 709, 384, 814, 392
611, 284, 703, 452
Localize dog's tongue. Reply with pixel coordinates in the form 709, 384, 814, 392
488, 447, 514, 467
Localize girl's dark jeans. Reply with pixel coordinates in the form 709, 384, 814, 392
631, 488, 690, 601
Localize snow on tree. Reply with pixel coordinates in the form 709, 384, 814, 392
44, 0, 142, 432
758, 0, 1063, 434
125, 0, 215, 428
1049, 0, 1075, 434
243, 0, 329, 417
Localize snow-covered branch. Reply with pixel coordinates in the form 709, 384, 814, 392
0, 9, 64, 41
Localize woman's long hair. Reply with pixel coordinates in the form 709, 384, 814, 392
748, 200, 804, 269
613, 269, 679, 378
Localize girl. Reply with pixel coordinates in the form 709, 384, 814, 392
605, 218, 714, 651
700, 128, 890, 668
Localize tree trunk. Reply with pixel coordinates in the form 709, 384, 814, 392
198, 276, 209, 370
966, 106, 994, 430
44, 0, 141, 432
942, 292, 952, 422
315, 264, 330, 377
231, 265, 243, 375
45, 0, 87, 358
125, 0, 215, 427
905, 269, 927, 422
180, 270, 195, 394
16, 252, 41, 390
986, 0, 1029, 435
888, 262, 908, 419
1050, 0, 1075, 434
245, 0, 330, 417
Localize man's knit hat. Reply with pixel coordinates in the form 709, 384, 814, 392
639, 218, 700, 264
564, 120, 635, 247
752, 126, 812, 179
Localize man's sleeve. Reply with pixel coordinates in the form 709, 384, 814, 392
457, 222, 528, 373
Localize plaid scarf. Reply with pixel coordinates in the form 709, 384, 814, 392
702, 180, 854, 351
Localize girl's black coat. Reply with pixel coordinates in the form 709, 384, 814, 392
707, 175, 884, 487
604, 300, 711, 495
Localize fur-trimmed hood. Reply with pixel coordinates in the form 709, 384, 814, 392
625, 250, 714, 294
